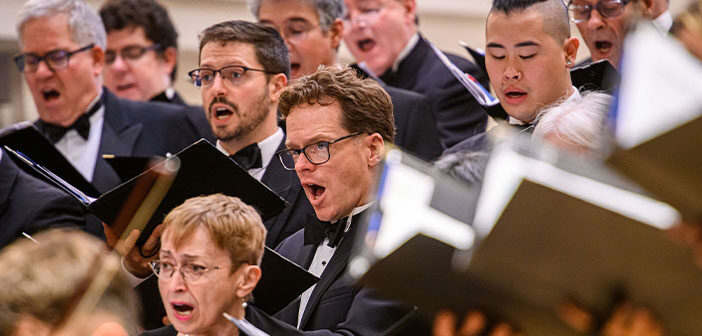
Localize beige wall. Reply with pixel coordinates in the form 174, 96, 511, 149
0, 0, 693, 125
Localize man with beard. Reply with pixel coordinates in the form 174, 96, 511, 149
122, 20, 314, 330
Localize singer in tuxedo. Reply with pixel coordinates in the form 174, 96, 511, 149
245, 65, 416, 335
15, 0, 204, 196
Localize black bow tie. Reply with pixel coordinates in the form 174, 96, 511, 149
38, 99, 102, 143
230, 143, 263, 170
304, 214, 349, 248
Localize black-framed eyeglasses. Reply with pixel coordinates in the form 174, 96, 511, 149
188, 65, 275, 87
149, 260, 223, 283
105, 43, 161, 65
14, 44, 95, 73
276, 132, 365, 171
567, 0, 631, 23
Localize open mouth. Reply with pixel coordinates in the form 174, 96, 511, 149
171, 302, 194, 319
357, 38, 375, 52
505, 91, 526, 98
306, 183, 326, 201
594, 41, 612, 54
116, 83, 137, 91
41, 88, 60, 102
214, 106, 234, 120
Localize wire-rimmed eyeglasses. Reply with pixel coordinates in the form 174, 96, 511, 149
149, 260, 223, 283
187, 65, 275, 87
276, 132, 366, 171
567, 0, 631, 23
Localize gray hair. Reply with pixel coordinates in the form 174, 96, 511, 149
434, 150, 491, 186
17, 0, 106, 50
533, 91, 613, 154
248, 0, 345, 31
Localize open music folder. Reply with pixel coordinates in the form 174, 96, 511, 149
351, 140, 702, 335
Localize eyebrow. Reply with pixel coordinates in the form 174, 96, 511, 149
486, 41, 540, 49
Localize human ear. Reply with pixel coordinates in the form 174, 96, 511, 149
235, 265, 262, 299
91, 46, 105, 76
366, 133, 385, 167
328, 18, 344, 50
269, 73, 288, 103
563, 37, 580, 68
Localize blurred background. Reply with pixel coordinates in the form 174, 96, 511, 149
0, 0, 694, 127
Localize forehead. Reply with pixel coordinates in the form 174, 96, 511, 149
347, 0, 389, 7
259, 0, 319, 24
161, 226, 224, 258
20, 13, 77, 52
285, 101, 345, 146
106, 26, 151, 47
199, 41, 261, 68
486, 9, 550, 45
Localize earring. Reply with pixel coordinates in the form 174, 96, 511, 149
242, 301, 248, 308
566, 59, 573, 66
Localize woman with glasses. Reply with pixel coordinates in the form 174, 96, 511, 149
141, 194, 269, 336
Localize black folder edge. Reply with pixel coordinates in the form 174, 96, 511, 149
570, 59, 620, 93
92, 139, 288, 247
254, 247, 319, 315
104, 155, 165, 182
0, 122, 100, 198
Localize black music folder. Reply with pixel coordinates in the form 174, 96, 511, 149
6, 139, 287, 247
255, 247, 319, 315
352, 142, 702, 335
570, 59, 620, 92
0, 121, 100, 197
103, 155, 165, 182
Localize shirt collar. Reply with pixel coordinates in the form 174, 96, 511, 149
508, 86, 581, 126
391, 33, 420, 73
340, 201, 374, 233
653, 10, 673, 33
215, 127, 284, 169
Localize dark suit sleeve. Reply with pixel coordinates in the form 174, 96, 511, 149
246, 288, 416, 336
26, 191, 86, 235
400, 95, 444, 161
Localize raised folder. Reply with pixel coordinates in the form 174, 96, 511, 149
103, 155, 165, 182
351, 141, 702, 335
6, 139, 287, 247
0, 121, 100, 198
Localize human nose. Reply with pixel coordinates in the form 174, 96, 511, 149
210, 72, 228, 96
294, 150, 314, 172
586, 7, 606, 30
163, 267, 188, 292
110, 54, 129, 72
33, 59, 54, 78
503, 58, 522, 81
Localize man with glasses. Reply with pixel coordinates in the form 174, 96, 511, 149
120, 20, 314, 330
15, 0, 202, 195
343, 0, 488, 149
99, 0, 214, 142
568, 0, 654, 68
244, 64, 417, 335
249, 0, 443, 161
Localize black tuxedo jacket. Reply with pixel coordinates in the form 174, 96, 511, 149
150, 90, 215, 144
246, 214, 416, 335
80, 88, 203, 193
380, 35, 488, 149
0, 150, 86, 248
261, 138, 313, 248
384, 86, 443, 161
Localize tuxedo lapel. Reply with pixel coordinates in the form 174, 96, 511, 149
298, 216, 362, 328
381, 35, 430, 89
91, 90, 142, 193
261, 138, 294, 195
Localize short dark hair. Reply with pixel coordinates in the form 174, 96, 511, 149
198, 20, 290, 79
491, 0, 571, 43
279, 65, 395, 143
99, 0, 179, 82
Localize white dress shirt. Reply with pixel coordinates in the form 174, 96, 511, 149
391, 33, 420, 73
297, 202, 374, 327
54, 94, 104, 182
216, 127, 284, 181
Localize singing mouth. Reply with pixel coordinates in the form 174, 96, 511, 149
357, 38, 375, 52
42, 88, 60, 101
